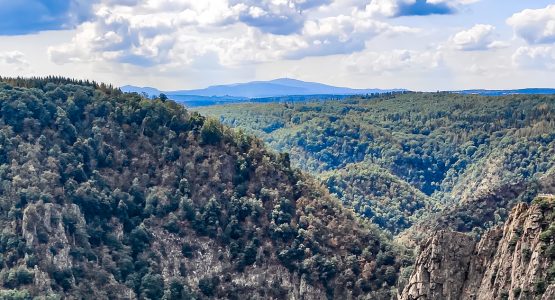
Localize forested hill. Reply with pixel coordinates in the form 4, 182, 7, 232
0, 78, 407, 299
200, 93, 555, 236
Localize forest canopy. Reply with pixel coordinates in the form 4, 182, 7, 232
201, 93, 555, 235
0, 77, 407, 299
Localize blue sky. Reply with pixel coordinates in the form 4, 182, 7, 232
0, 0, 554, 91
0, 0, 93, 35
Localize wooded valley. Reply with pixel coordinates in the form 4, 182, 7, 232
0, 78, 553, 299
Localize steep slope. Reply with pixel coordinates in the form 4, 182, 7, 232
201, 93, 555, 236
202, 93, 555, 196
400, 195, 555, 300
0, 78, 405, 299
321, 162, 438, 235
397, 165, 555, 246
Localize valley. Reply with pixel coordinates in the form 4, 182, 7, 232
0, 78, 553, 299
2, 0, 555, 299
0, 78, 407, 299
200, 93, 555, 239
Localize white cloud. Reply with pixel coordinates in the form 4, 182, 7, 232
234, 0, 333, 35
49, 6, 177, 66
344, 49, 443, 74
0, 51, 29, 70
286, 14, 413, 59
48, 0, 413, 68
507, 5, 555, 45
365, 0, 400, 17
451, 24, 507, 51
512, 46, 555, 70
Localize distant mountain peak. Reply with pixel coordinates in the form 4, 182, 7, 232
268, 78, 306, 84
121, 78, 403, 100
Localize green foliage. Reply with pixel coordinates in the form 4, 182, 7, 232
163, 213, 180, 233
198, 276, 219, 297
141, 273, 164, 299
540, 225, 554, 243
0, 78, 403, 299
195, 197, 221, 237
1, 266, 34, 289
534, 280, 546, 295
164, 278, 194, 300
129, 224, 151, 254
547, 264, 555, 282
0, 289, 32, 300
181, 243, 194, 258
522, 247, 532, 262
201, 93, 555, 235
200, 118, 224, 145
322, 163, 437, 234
14, 268, 33, 286
50, 268, 72, 291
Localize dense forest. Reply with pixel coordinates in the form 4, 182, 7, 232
0, 77, 554, 299
200, 93, 555, 236
320, 162, 438, 235
0, 78, 409, 299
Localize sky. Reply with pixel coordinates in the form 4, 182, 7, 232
0, 0, 554, 91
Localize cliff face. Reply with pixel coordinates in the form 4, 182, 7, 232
399, 231, 475, 299
400, 197, 555, 300
19, 201, 328, 299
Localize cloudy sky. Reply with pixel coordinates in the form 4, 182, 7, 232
0, 0, 554, 91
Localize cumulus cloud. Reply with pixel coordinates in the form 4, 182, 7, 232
451, 24, 507, 51
233, 0, 332, 35
345, 49, 443, 74
0, 51, 29, 70
50, 6, 177, 66
364, 0, 479, 18
286, 15, 413, 58
512, 46, 555, 70
507, 5, 555, 45
49, 0, 413, 67
0, 0, 96, 35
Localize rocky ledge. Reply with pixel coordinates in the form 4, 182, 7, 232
400, 196, 555, 300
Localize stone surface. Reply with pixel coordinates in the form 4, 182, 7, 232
400, 200, 555, 300
399, 231, 475, 300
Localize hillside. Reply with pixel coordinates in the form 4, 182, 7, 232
0, 78, 406, 299
200, 93, 555, 236
320, 162, 438, 235
2, 78, 554, 299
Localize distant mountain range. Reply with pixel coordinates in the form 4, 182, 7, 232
121, 79, 555, 107
121, 78, 404, 106
454, 88, 555, 96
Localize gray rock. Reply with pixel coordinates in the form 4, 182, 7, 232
400, 200, 555, 300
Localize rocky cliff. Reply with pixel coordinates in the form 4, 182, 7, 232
400, 195, 555, 300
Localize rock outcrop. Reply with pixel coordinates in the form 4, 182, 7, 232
400, 196, 555, 300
